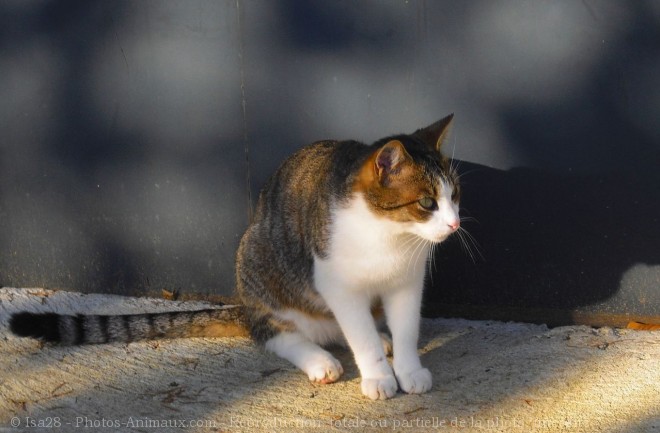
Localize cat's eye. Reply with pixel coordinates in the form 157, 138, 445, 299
418, 197, 437, 210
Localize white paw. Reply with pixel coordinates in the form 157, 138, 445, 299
379, 333, 393, 356
361, 375, 398, 400
396, 367, 432, 394
303, 353, 344, 384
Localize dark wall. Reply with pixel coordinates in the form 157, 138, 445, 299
1, 1, 659, 321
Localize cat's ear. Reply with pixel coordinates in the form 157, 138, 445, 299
412, 113, 454, 151
375, 140, 411, 181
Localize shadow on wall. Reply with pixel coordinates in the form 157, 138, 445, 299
428, 160, 660, 321
1, 0, 659, 320
426, 1, 660, 323
0, 1, 249, 294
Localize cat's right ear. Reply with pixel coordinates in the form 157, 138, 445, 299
412, 113, 454, 151
375, 140, 410, 183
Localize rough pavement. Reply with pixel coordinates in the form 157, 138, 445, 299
0, 288, 658, 433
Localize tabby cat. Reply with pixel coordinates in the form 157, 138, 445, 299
10, 114, 460, 400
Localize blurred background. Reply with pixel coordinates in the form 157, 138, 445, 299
1, 0, 658, 325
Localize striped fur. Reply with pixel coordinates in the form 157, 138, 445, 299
9, 307, 249, 345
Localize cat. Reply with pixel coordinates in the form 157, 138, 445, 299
9, 114, 460, 400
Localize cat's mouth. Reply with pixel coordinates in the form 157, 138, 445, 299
430, 232, 453, 243
416, 220, 460, 244
413, 230, 453, 245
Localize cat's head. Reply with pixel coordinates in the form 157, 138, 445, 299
355, 114, 460, 243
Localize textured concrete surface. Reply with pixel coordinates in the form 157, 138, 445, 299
0, 288, 658, 433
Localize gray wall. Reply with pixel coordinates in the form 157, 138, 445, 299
1, 1, 659, 321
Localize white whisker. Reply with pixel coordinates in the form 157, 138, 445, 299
454, 168, 481, 180
458, 207, 480, 222
460, 216, 480, 224
400, 234, 423, 257
426, 242, 439, 286
409, 238, 426, 274
449, 135, 458, 174
403, 236, 423, 274
457, 226, 484, 263
416, 239, 431, 274
455, 229, 471, 262
407, 237, 429, 275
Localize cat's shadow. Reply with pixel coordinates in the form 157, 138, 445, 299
426, 161, 660, 322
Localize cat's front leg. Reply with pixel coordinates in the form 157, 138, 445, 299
315, 281, 397, 400
265, 332, 344, 384
383, 284, 432, 395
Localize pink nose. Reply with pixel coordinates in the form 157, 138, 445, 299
448, 221, 460, 231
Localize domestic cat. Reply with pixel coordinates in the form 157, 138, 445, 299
9, 114, 460, 400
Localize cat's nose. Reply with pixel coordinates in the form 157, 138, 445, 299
448, 220, 460, 231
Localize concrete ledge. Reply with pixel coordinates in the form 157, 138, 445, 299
1, 288, 658, 432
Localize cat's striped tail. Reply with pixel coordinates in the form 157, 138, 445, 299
8, 307, 249, 345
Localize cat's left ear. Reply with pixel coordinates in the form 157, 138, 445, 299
375, 140, 411, 182
412, 113, 454, 151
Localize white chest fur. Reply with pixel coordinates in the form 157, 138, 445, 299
315, 194, 429, 293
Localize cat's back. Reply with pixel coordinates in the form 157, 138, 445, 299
240, 139, 372, 268
265, 140, 338, 199
235, 139, 373, 316
254, 140, 371, 222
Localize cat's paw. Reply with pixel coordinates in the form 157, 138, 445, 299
396, 367, 432, 394
361, 375, 398, 400
379, 332, 393, 356
304, 353, 344, 384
